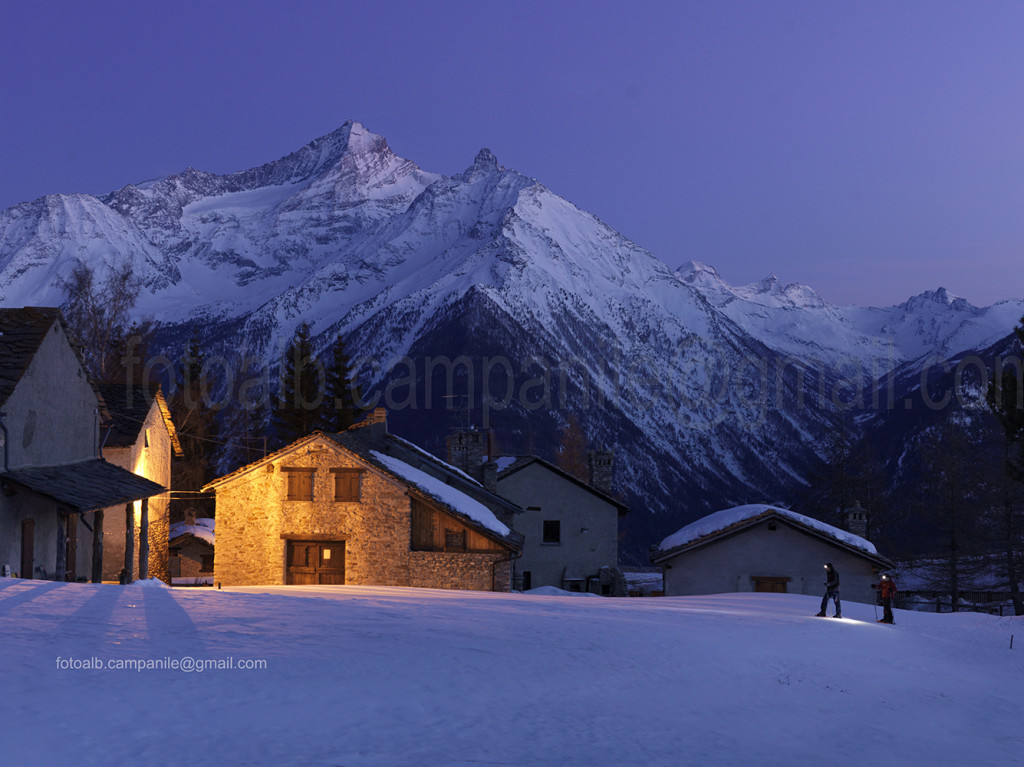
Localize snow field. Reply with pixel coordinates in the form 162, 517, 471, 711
1, 579, 1021, 766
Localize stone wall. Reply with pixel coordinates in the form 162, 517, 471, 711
409, 552, 512, 591
214, 437, 512, 590
170, 540, 213, 580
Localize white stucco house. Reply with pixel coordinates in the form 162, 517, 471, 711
0, 308, 166, 583
650, 504, 893, 604
444, 427, 629, 595
495, 455, 628, 594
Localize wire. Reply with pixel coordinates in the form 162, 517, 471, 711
105, 409, 268, 450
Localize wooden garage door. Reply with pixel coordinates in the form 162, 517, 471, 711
752, 576, 789, 593
286, 541, 345, 585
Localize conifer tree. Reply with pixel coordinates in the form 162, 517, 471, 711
317, 334, 363, 433
985, 314, 1024, 615
170, 328, 218, 519
272, 322, 323, 448
218, 368, 270, 472
911, 419, 987, 612
556, 413, 589, 481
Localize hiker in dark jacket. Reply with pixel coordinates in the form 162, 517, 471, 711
816, 562, 841, 618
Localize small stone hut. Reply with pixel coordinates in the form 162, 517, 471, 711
204, 411, 523, 590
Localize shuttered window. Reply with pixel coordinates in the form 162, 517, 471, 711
283, 468, 315, 500
444, 529, 466, 552
331, 469, 363, 502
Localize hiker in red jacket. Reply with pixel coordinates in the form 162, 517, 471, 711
874, 573, 898, 624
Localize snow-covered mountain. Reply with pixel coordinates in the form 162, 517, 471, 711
677, 261, 1024, 371
1, 121, 1020, 555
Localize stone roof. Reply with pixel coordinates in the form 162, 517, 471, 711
97, 383, 183, 457
328, 429, 523, 549
0, 458, 167, 513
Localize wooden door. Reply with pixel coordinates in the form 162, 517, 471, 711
286, 541, 345, 585
753, 577, 788, 593
20, 519, 34, 579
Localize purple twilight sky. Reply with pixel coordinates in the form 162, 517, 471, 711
2, 1, 1023, 307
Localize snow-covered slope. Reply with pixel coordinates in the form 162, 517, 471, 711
2, 579, 1020, 766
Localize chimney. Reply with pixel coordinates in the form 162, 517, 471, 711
355, 407, 388, 437
481, 461, 498, 493
845, 500, 868, 538
587, 449, 614, 495
445, 428, 486, 482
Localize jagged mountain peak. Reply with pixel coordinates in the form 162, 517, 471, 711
456, 147, 506, 184
472, 148, 500, 171
677, 260, 722, 280
737, 274, 825, 309
900, 287, 969, 312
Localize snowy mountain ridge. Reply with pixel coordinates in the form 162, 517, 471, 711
1, 121, 1017, 368
676, 259, 1024, 370
0, 121, 1020, 549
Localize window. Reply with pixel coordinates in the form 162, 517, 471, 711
283, 468, 315, 500
444, 529, 466, 552
542, 520, 561, 544
200, 554, 214, 573
332, 469, 363, 502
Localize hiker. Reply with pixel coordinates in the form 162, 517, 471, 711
816, 562, 841, 618
874, 573, 897, 624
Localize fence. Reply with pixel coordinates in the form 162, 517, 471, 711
899, 592, 1021, 617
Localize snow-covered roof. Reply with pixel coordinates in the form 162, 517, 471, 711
169, 517, 215, 546
493, 455, 519, 472
370, 451, 511, 537
388, 433, 482, 487
655, 504, 880, 559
